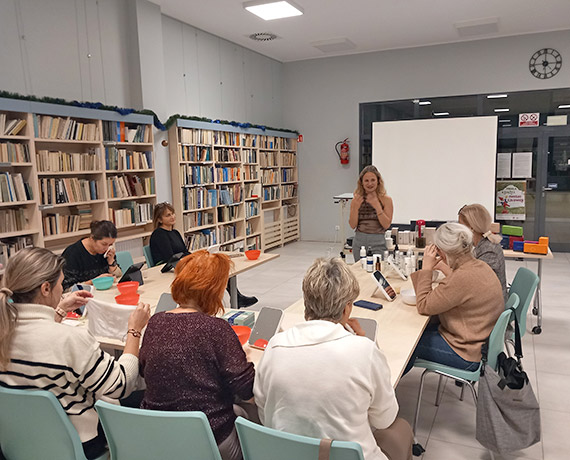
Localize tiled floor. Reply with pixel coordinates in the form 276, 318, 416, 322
237, 241, 570, 460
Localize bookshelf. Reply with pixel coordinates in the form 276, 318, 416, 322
0, 97, 156, 264
168, 120, 299, 253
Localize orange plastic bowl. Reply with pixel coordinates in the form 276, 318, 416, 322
115, 293, 140, 305
117, 281, 140, 295
244, 250, 260, 260
231, 325, 251, 345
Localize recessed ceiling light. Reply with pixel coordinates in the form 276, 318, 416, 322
487, 94, 508, 99
494, 108, 509, 112
558, 104, 570, 109
418, 101, 431, 106
244, 1, 303, 20
433, 112, 450, 116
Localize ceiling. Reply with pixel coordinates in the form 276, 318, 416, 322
151, 0, 570, 62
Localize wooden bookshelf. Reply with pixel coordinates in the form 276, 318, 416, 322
168, 120, 299, 253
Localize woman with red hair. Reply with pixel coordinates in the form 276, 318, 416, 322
139, 250, 254, 460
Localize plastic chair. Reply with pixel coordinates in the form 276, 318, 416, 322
95, 400, 222, 460
143, 244, 155, 267
508, 267, 539, 336
0, 386, 107, 460
115, 250, 134, 273
235, 416, 365, 460
411, 299, 518, 447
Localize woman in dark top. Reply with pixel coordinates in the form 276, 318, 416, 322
140, 250, 254, 460
61, 220, 120, 290
349, 165, 394, 261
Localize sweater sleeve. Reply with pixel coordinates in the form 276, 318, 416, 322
411, 269, 465, 316
150, 229, 175, 265
368, 346, 399, 430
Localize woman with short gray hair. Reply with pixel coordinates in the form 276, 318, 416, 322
254, 258, 413, 460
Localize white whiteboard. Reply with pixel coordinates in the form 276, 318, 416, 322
372, 116, 497, 225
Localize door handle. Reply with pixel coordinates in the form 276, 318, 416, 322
542, 187, 553, 191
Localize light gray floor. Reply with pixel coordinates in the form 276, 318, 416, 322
237, 241, 570, 460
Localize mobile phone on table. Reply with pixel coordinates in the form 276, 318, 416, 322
353, 300, 383, 311
248, 307, 284, 350
371, 270, 397, 302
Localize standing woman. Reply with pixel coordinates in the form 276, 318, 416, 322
349, 166, 394, 261
62, 220, 120, 290
149, 202, 187, 265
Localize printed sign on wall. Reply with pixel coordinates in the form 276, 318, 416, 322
519, 113, 540, 127
496, 181, 526, 221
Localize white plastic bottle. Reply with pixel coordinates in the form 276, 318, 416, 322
360, 246, 366, 269
366, 247, 374, 273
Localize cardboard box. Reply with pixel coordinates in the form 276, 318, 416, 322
524, 243, 548, 255
508, 236, 524, 249
502, 225, 523, 237
513, 241, 525, 252
500, 235, 510, 249
221, 310, 255, 327
490, 222, 501, 234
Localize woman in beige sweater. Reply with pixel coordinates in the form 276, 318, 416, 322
404, 223, 504, 374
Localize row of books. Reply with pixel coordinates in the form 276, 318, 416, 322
183, 210, 215, 230
42, 213, 83, 236
109, 201, 153, 227
183, 187, 218, 210
218, 223, 238, 244
281, 138, 297, 150
216, 167, 241, 183
214, 148, 241, 162
36, 149, 99, 172
241, 135, 257, 148
40, 178, 98, 205
179, 145, 212, 162
263, 185, 280, 201
218, 205, 241, 223
219, 185, 242, 205
282, 184, 298, 199
1, 115, 27, 136
179, 128, 213, 145
181, 165, 214, 186
261, 169, 279, 185
246, 235, 261, 250
282, 152, 297, 166
107, 175, 155, 198
185, 229, 217, 251
0, 236, 33, 268
282, 168, 296, 182
33, 115, 99, 141
213, 131, 240, 146
105, 147, 153, 170
244, 183, 261, 199
243, 165, 258, 181
0, 208, 28, 233
260, 152, 278, 167
243, 149, 257, 163
221, 240, 244, 252
0, 172, 33, 203
103, 121, 151, 143
259, 135, 278, 149
0, 142, 30, 163
246, 201, 259, 219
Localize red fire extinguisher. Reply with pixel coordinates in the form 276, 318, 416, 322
335, 138, 350, 164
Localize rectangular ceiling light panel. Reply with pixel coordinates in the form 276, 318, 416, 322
244, 1, 303, 20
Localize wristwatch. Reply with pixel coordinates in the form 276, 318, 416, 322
108, 260, 118, 267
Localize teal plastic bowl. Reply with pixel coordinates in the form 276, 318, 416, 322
92, 276, 114, 290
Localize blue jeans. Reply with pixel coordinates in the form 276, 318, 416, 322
403, 323, 480, 375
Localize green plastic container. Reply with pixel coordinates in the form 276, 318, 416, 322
502, 225, 523, 237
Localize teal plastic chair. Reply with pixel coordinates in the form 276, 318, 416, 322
143, 244, 155, 267
235, 416, 365, 460
0, 386, 107, 460
115, 250, 134, 273
508, 267, 540, 336
95, 400, 222, 460
412, 298, 518, 441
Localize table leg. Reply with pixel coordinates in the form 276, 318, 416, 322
532, 259, 543, 334
229, 276, 238, 309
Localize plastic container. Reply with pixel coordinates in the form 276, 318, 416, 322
117, 281, 140, 295
245, 250, 261, 260
115, 293, 140, 305
401, 289, 416, 305
231, 325, 252, 345
92, 277, 114, 291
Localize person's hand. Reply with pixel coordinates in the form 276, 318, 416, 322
346, 318, 366, 337
59, 291, 93, 313
105, 246, 116, 266
385, 286, 396, 299
352, 193, 364, 208
366, 193, 382, 213
422, 244, 439, 271
127, 302, 151, 332
242, 342, 254, 362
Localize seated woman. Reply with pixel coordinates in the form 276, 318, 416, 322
0, 247, 150, 459
254, 258, 413, 460
149, 202, 257, 308
62, 220, 121, 290
139, 249, 255, 460
405, 223, 504, 374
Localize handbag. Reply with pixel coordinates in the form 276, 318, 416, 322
475, 308, 541, 454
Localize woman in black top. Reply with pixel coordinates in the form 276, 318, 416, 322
62, 220, 120, 290
150, 203, 258, 308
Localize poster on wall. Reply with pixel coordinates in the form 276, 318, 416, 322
496, 181, 526, 220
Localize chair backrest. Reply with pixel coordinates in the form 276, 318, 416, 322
143, 244, 155, 267
95, 400, 222, 460
487, 294, 519, 370
508, 267, 539, 335
0, 386, 88, 460
235, 417, 365, 460
115, 250, 134, 273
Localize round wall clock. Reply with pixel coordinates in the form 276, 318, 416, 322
529, 48, 562, 79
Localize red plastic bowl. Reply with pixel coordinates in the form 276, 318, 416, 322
117, 281, 140, 295
231, 325, 251, 345
244, 250, 260, 260
115, 293, 140, 305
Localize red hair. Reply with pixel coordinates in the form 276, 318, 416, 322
170, 250, 232, 316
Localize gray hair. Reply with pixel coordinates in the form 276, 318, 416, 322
434, 222, 474, 268
302, 258, 360, 322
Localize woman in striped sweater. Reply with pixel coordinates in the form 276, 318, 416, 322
0, 247, 150, 459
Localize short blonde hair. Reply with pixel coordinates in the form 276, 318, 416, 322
302, 258, 360, 322
434, 223, 474, 268
458, 204, 502, 244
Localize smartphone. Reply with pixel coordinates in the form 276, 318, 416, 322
386, 258, 408, 280
354, 300, 383, 311
70, 284, 92, 315
248, 307, 284, 350
371, 270, 397, 302
352, 317, 378, 342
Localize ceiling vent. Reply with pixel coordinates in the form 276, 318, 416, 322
311, 37, 356, 53
249, 32, 279, 42
454, 17, 499, 37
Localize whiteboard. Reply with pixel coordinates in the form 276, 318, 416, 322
372, 116, 497, 225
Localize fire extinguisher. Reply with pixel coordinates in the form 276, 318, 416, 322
335, 138, 350, 165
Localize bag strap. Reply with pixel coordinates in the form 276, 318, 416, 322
510, 307, 523, 361
318, 438, 333, 460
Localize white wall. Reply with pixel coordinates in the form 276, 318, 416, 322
282, 30, 570, 242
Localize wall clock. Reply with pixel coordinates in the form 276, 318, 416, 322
529, 48, 562, 79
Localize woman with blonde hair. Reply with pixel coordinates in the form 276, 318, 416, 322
0, 247, 150, 459
139, 250, 255, 460
349, 165, 394, 261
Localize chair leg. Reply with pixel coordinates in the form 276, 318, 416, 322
435, 374, 444, 406
412, 370, 429, 436
459, 382, 465, 401
467, 382, 478, 404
